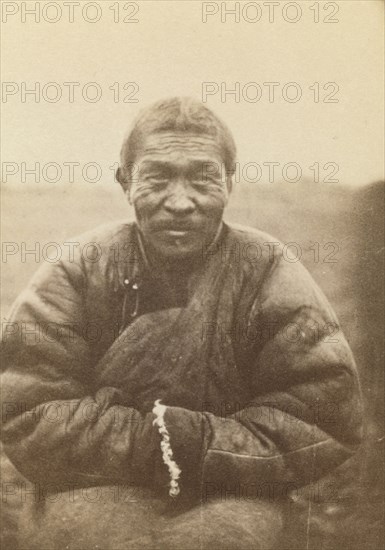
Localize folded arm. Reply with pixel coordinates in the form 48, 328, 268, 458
160, 256, 363, 491
1, 260, 164, 487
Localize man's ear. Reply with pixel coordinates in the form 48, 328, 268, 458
226, 176, 233, 197
116, 167, 132, 202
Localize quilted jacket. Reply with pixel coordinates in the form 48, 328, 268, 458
0, 221, 363, 498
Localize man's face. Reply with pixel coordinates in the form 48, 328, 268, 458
128, 131, 230, 260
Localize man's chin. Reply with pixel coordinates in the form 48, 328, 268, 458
140, 226, 221, 263
153, 242, 202, 261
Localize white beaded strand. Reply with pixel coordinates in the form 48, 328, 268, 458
152, 399, 181, 497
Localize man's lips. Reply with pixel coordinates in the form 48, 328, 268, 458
154, 225, 200, 242
154, 221, 200, 233
160, 228, 195, 240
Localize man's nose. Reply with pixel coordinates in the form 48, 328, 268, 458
163, 180, 195, 214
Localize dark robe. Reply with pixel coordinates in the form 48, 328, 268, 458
1, 221, 363, 548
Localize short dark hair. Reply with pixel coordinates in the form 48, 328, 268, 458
117, 97, 237, 185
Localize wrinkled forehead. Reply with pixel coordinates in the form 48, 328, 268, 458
134, 131, 224, 165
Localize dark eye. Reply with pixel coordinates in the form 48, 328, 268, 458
191, 176, 206, 186
146, 174, 168, 185
198, 175, 222, 187
190, 177, 209, 191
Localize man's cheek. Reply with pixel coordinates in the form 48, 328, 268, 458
130, 180, 156, 200
200, 189, 228, 210
131, 189, 162, 212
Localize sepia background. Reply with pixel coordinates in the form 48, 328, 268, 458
1, 1, 384, 549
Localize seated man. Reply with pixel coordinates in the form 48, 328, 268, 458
1, 97, 363, 549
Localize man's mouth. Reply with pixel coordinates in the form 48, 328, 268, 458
155, 221, 199, 234
164, 229, 191, 238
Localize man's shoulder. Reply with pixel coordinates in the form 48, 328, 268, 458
219, 222, 285, 283
224, 222, 284, 251
223, 222, 314, 286
224, 222, 326, 308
